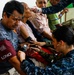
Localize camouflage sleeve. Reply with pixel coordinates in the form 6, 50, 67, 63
21, 56, 74, 75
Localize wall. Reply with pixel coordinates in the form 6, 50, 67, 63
0, 0, 10, 19
66, 8, 74, 21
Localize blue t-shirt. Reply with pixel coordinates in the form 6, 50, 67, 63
0, 22, 19, 74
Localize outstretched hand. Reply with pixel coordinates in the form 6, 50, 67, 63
30, 6, 42, 13
18, 51, 26, 62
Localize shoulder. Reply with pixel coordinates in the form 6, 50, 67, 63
0, 23, 7, 40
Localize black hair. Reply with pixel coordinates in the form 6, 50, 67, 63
2, 0, 24, 17
52, 25, 74, 45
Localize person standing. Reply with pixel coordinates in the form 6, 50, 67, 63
46, 0, 61, 30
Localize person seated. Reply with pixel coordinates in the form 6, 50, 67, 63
30, 0, 71, 15
18, 25, 74, 75
16, 2, 51, 47
15, 2, 58, 68
29, 0, 52, 40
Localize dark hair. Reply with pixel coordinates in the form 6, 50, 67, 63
2, 0, 24, 17
52, 25, 74, 45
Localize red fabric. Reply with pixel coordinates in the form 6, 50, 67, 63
41, 47, 52, 54
26, 47, 52, 65
0, 40, 16, 62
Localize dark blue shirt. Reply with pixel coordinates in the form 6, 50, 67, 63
42, 0, 74, 14
21, 50, 74, 75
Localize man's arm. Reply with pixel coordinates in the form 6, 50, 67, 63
42, 30, 52, 40
42, 0, 71, 14
9, 56, 26, 75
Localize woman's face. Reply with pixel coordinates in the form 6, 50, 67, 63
52, 36, 63, 52
23, 4, 32, 18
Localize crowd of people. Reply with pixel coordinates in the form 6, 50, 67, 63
0, 0, 74, 75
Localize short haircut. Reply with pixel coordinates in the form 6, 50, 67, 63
2, 0, 24, 17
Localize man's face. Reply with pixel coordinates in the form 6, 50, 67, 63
2, 10, 23, 30
36, 0, 47, 8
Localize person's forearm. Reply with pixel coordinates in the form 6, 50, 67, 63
36, 41, 46, 46
42, 31, 52, 40
42, 0, 71, 14
9, 56, 26, 75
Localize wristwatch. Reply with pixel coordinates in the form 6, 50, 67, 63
22, 44, 28, 52
37, 8, 42, 13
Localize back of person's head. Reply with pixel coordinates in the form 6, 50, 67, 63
2, 0, 24, 17
52, 25, 74, 45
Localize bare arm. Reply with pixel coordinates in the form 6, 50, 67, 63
20, 25, 29, 39
34, 41, 46, 46
42, 30, 52, 40
9, 56, 26, 75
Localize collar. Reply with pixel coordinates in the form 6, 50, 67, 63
65, 50, 74, 57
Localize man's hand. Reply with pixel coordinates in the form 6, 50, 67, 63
18, 51, 26, 62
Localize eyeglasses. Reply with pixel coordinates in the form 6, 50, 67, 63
7, 12, 23, 21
